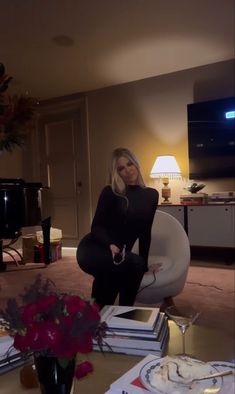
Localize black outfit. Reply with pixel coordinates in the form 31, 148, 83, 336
77, 185, 158, 308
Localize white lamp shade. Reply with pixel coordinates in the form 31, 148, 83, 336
150, 155, 181, 179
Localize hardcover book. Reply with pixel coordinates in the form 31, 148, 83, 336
0, 333, 24, 374
105, 312, 166, 339
100, 305, 160, 331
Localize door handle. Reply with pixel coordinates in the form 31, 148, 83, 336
76, 181, 82, 194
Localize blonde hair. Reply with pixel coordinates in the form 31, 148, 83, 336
109, 147, 145, 196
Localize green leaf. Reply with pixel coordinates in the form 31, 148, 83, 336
58, 357, 74, 369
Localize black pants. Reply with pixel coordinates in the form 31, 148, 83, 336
76, 233, 145, 309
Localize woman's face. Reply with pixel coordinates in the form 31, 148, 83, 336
116, 156, 139, 185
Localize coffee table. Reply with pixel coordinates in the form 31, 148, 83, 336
0, 322, 234, 394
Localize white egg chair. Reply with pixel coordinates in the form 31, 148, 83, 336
135, 210, 190, 306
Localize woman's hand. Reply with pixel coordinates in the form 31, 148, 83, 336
148, 263, 162, 273
110, 244, 120, 259
110, 244, 126, 265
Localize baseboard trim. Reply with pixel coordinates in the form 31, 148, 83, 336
62, 247, 77, 257
191, 246, 235, 264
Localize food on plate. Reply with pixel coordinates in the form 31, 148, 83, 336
150, 356, 213, 393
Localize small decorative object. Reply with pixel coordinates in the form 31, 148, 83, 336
185, 182, 205, 193
0, 62, 37, 152
20, 362, 39, 389
0, 275, 106, 394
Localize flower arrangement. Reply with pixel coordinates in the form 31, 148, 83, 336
0, 62, 37, 152
0, 275, 106, 380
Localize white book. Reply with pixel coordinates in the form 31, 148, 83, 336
93, 329, 169, 357
97, 320, 169, 351
105, 312, 166, 339
100, 305, 160, 331
109, 353, 160, 394
0, 334, 22, 371
0, 335, 20, 360
93, 343, 163, 357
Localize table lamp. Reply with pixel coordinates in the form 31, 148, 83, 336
150, 155, 181, 204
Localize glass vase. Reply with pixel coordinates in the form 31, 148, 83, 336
34, 355, 75, 394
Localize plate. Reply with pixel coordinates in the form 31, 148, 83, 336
139, 357, 223, 394
209, 361, 235, 373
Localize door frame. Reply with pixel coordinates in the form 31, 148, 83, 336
23, 95, 92, 245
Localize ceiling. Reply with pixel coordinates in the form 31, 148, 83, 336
1, 0, 234, 100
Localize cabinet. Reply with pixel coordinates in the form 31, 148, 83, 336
158, 204, 235, 249
187, 205, 234, 247
158, 205, 184, 227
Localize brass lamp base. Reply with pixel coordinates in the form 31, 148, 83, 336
161, 200, 172, 205
161, 177, 172, 204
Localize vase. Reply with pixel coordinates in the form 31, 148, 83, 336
34, 356, 75, 394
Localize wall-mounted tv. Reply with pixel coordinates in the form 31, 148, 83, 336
187, 96, 235, 179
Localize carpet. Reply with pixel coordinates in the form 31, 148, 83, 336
0, 256, 234, 339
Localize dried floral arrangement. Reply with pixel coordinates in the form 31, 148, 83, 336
0, 62, 37, 152
0, 275, 107, 380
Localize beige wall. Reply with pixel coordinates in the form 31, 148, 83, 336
86, 59, 235, 208
1, 59, 234, 209
0, 149, 23, 179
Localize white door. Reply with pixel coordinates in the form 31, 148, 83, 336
36, 99, 91, 247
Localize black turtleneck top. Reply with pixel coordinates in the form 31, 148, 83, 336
91, 185, 158, 269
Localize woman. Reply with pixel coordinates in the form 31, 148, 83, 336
77, 148, 158, 308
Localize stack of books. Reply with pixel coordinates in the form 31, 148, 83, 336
180, 192, 208, 205
208, 191, 235, 204
93, 305, 169, 357
0, 325, 25, 374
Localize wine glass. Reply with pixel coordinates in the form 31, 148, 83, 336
165, 305, 200, 356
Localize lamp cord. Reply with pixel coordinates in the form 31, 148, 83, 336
137, 270, 157, 294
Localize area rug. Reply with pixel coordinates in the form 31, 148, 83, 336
0, 256, 234, 339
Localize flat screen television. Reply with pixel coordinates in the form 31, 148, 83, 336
187, 96, 235, 179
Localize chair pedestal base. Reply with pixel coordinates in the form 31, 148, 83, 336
160, 296, 174, 312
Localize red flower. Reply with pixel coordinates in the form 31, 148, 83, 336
73, 333, 93, 354
39, 321, 62, 352
64, 295, 87, 315
0, 275, 106, 375
60, 315, 73, 331
75, 361, 93, 379
53, 340, 77, 358
25, 322, 44, 350
14, 333, 29, 352
21, 303, 39, 324
36, 295, 58, 313
86, 302, 100, 321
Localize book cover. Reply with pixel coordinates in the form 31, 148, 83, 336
105, 312, 166, 339
100, 305, 160, 331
